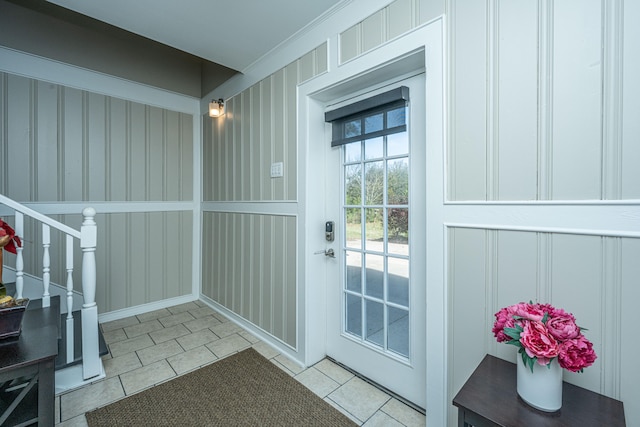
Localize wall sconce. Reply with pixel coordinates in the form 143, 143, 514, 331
209, 98, 225, 117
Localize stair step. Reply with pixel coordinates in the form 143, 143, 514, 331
55, 310, 108, 371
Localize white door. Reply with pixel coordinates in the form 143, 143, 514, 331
324, 74, 426, 408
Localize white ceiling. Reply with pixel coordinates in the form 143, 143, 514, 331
47, 0, 346, 72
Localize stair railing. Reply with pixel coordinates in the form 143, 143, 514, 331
0, 194, 101, 381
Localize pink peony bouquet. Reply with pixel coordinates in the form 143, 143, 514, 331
493, 302, 597, 373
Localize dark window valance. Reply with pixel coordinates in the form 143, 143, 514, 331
325, 86, 409, 147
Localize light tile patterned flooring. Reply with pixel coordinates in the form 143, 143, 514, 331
55, 300, 426, 426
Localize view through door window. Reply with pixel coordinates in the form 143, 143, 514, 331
342, 105, 410, 359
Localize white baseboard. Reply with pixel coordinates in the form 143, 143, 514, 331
198, 294, 304, 369
97, 293, 198, 323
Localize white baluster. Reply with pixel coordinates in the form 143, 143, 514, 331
66, 234, 75, 364
81, 207, 100, 379
14, 212, 24, 300
42, 224, 51, 307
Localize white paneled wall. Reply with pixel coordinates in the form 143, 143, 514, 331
449, 0, 639, 201
447, 1, 640, 425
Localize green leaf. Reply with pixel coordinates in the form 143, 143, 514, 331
542, 312, 549, 324
527, 356, 535, 373
504, 327, 522, 341
506, 340, 522, 348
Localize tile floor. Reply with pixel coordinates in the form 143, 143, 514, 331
54, 300, 426, 426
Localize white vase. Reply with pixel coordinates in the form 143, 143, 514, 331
516, 356, 563, 412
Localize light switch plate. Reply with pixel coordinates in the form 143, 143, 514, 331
270, 162, 284, 178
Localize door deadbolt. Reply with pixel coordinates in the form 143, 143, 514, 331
325, 221, 335, 242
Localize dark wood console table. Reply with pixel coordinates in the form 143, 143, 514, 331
0, 295, 59, 426
453, 354, 626, 427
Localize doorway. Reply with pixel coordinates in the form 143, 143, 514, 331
321, 74, 426, 408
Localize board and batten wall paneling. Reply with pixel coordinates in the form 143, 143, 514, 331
551, 0, 602, 200
621, 238, 640, 425
494, 0, 538, 200
201, 212, 296, 348
448, 0, 487, 200
622, 0, 640, 199
449, 0, 639, 201
448, 227, 635, 423
96, 211, 193, 313
1, 211, 193, 313
0, 72, 194, 202
339, 0, 426, 64
203, 42, 327, 202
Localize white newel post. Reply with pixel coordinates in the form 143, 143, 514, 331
80, 207, 100, 380
42, 224, 51, 307
14, 212, 24, 300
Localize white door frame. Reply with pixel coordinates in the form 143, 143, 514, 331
297, 19, 446, 426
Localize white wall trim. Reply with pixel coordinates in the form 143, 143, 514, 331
0, 202, 198, 216
198, 294, 301, 358
192, 113, 204, 302
445, 200, 640, 205
446, 223, 640, 239
0, 47, 199, 115
202, 202, 298, 216
443, 203, 640, 237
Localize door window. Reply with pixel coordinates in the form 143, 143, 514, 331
342, 106, 410, 359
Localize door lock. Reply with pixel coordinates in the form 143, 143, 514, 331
325, 221, 335, 242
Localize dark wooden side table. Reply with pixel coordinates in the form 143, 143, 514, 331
0, 295, 59, 426
453, 354, 626, 427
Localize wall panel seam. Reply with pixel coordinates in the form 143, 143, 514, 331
486, 0, 498, 201
30, 79, 37, 201
447, 0, 457, 200
82, 92, 88, 201
58, 86, 65, 201
602, 0, 624, 200
144, 106, 151, 201
105, 97, 111, 201
125, 101, 131, 201
162, 110, 168, 201
602, 237, 622, 397
537, 0, 553, 200
486, 229, 497, 356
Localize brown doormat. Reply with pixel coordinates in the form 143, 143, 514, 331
86, 348, 357, 426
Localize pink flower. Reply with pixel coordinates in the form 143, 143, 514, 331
512, 302, 545, 322
546, 314, 580, 341
492, 307, 516, 342
558, 335, 597, 372
520, 320, 560, 365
